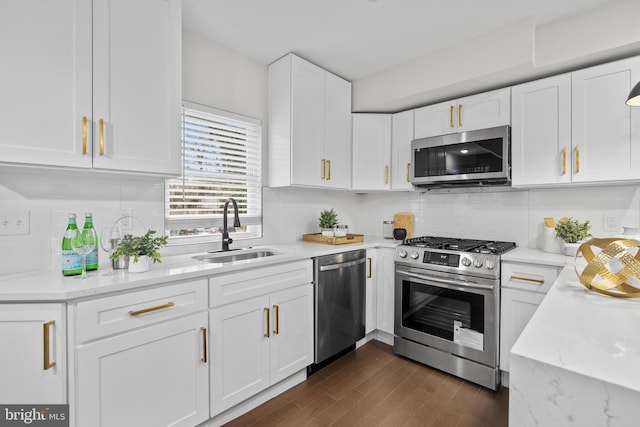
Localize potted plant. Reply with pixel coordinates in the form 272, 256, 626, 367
318, 209, 339, 236
110, 229, 168, 273
554, 218, 592, 256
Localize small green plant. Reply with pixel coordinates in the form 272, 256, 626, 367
111, 229, 168, 263
318, 209, 339, 229
555, 218, 592, 243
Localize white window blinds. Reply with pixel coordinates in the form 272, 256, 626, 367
165, 102, 262, 238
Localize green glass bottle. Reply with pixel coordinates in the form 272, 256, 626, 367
62, 213, 82, 276
83, 213, 99, 271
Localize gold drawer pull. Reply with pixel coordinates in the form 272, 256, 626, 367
200, 327, 207, 363
575, 145, 580, 173
385, 165, 389, 184
406, 163, 411, 182
82, 116, 88, 155
450, 105, 454, 128
327, 159, 331, 180
273, 305, 279, 335
367, 257, 373, 278
264, 307, 270, 337
561, 147, 567, 175
510, 275, 545, 284
321, 159, 326, 180
43, 320, 56, 370
129, 301, 175, 316
99, 118, 105, 156
458, 104, 463, 127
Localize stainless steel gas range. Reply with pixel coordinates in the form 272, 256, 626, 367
393, 236, 516, 390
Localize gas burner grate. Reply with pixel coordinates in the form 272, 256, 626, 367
403, 236, 516, 255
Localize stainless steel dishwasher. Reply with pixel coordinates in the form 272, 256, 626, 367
313, 249, 366, 365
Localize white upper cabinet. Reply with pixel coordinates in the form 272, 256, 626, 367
414, 88, 511, 139
391, 110, 414, 190
92, 0, 182, 175
0, 0, 181, 176
268, 53, 352, 189
352, 114, 392, 191
571, 56, 640, 183
511, 74, 572, 186
512, 55, 640, 186
0, 0, 92, 168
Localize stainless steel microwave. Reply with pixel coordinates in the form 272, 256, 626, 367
410, 125, 511, 187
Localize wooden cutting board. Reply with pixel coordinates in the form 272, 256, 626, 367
393, 212, 414, 238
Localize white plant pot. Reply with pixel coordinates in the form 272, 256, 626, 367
562, 242, 582, 257
321, 228, 334, 237
128, 255, 150, 273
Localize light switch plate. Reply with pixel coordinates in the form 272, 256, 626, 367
0, 209, 30, 236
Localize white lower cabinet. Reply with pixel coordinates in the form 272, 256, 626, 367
375, 248, 396, 335
500, 261, 562, 376
74, 279, 209, 427
76, 312, 209, 427
365, 249, 378, 334
0, 303, 66, 404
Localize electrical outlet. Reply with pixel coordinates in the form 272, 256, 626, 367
0, 209, 30, 236
604, 212, 617, 232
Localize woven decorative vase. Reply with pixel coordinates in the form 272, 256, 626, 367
575, 238, 640, 298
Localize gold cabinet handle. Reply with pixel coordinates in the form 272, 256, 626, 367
273, 305, 279, 335
200, 327, 207, 363
129, 301, 174, 316
264, 307, 270, 338
562, 147, 567, 175
82, 116, 88, 155
321, 159, 326, 180
575, 145, 580, 173
385, 165, 389, 184
99, 118, 105, 156
367, 257, 373, 278
43, 320, 56, 370
327, 159, 331, 180
458, 104, 463, 127
406, 163, 411, 182
450, 105, 454, 128
510, 275, 545, 284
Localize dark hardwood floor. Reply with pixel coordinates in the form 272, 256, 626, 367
224, 340, 509, 427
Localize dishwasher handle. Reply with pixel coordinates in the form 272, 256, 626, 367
318, 257, 366, 272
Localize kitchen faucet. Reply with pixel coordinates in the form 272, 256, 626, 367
222, 198, 241, 251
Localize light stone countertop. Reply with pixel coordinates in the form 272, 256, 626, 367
0, 237, 398, 302
507, 248, 640, 426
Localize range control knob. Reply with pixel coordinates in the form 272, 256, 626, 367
398, 249, 407, 258
461, 257, 472, 267
474, 259, 483, 268
486, 259, 496, 270
410, 251, 420, 260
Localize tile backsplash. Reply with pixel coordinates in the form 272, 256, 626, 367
1, 166, 639, 275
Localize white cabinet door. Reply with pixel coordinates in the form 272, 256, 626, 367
391, 110, 414, 190
0, 304, 66, 404
572, 56, 640, 183
352, 114, 392, 191
77, 312, 209, 427
0, 0, 92, 169
457, 88, 511, 132
499, 288, 544, 373
323, 72, 353, 189
414, 100, 455, 139
375, 248, 396, 335
92, 0, 181, 175
511, 74, 572, 186
291, 55, 326, 187
210, 295, 270, 416
365, 250, 378, 334
414, 88, 510, 139
269, 284, 314, 384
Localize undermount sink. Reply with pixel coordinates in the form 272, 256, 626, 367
192, 249, 279, 264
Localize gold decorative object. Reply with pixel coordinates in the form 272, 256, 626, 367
575, 238, 640, 298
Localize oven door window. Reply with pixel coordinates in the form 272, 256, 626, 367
401, 279, 485, 343
414, 138, 504, 177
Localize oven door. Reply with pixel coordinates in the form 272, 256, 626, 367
394, 265, 499, 367
410, 125, 510, 186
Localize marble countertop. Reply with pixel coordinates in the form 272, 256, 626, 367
0, 237, 398, 302
509, 249, 640, 425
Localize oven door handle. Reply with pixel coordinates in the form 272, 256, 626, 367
399, 271, 495, 291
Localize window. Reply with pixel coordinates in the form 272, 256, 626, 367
165, 101, 262, 242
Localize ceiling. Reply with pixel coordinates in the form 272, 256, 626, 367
182, 0, 618, 81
